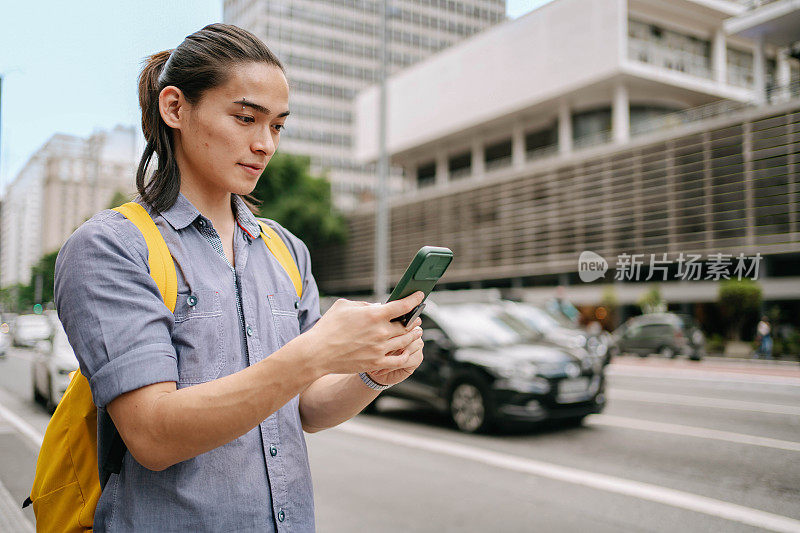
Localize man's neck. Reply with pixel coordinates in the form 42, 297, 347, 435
180, 182, 236, 231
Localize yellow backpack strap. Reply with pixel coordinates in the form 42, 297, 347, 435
258, 220, 303, 298
112, 202, 177, 313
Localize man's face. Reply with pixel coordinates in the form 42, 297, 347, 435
170, 61, 290, 197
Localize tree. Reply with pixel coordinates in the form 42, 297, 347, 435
251, 153, 348, 254
718, 279, 762, 341
638, 285, 666, 314
108, 189, 134, 209
600, 285, 619, 328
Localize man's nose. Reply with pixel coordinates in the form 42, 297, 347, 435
252, 132, 276, 156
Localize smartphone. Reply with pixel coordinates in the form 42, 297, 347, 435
387, 246, 454, 326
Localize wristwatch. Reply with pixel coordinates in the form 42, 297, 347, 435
358, 372, 392, 391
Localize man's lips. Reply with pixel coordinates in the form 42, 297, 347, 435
238, 163, 265, 170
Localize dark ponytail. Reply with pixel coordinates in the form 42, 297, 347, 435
136, 23, 285, 214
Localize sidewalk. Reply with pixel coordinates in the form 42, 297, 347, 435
610, 354, 800, 379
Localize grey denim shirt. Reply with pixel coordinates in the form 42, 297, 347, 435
54, 192, 321, 532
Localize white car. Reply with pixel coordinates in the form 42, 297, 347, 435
13, 314, 52, 348
32, 323, 79, 411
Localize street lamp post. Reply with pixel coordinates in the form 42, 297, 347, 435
373, 0, 391, 302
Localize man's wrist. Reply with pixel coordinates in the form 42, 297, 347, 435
359, 371, 391, 391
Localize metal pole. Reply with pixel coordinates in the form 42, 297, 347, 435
34, 273, 42, 305
373, 0, 389, 302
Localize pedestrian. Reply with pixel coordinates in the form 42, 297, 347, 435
754, 316, 773, 360
53, 23, 425, 532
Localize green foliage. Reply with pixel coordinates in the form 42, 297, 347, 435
0, 251, 59, 313
637, 285, 666, 314
706, 333, 726, 354
107, 189, 134, 209
251, 153, 348, 253
718, 279, 762, 341
774, 331, 800, 360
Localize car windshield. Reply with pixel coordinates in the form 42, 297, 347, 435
433, 304, 538, 347
506, 304, 562, 333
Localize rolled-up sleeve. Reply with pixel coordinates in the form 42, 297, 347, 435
54, 210, 178, 409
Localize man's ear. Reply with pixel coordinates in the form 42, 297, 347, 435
159, 86, 185, 130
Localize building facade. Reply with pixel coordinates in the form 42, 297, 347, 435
316, 0, 799, 317
223, 0, 507, 210
0, 125, 140, 287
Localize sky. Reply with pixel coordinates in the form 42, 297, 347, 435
0, 0, 552, 197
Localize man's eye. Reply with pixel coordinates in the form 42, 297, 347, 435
274, 124, 285, 132
236, 115, 255, 124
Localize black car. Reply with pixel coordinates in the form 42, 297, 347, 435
611, 313, 705, 360
377, 301, 606, 433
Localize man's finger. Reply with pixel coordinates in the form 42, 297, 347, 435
381, 291, 425, 320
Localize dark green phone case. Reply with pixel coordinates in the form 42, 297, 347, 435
387, 246, 454, 326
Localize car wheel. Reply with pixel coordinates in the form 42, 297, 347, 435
449, 377, 494, 433
658, 345, 677, 359
637, 351, 648, 358
32, 375, 43, 405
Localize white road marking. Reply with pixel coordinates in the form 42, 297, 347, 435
587, 414, 800, 452
0, 476, 34, 533
336, 420, 800, 533
607, 389, 800, 416
0, 402, 43, 448
607, 366, 800, 387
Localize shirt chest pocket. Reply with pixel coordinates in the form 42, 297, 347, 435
268, 291, 301, 346
172, 289, 227, 384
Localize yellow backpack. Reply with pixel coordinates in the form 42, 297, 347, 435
23, 201, 303, 532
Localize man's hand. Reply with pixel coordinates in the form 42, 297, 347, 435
366, 332, 425, 386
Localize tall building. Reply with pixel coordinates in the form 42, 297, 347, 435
223, 0, 507, 210
0, 125, 140, 287
317, 0, 799, 319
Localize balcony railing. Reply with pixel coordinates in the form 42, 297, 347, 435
526, 144, 559, 161
573, 130, 612, 149
727, 64, 754, 88
629, 38, 713, 80
485, 155, 513, 172
632, 78, 800, 136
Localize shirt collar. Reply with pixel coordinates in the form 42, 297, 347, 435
156, 191, 262, 239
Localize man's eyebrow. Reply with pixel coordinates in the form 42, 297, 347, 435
233, 99, 290, 118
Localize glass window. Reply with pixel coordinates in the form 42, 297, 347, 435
417, 161, 436, 188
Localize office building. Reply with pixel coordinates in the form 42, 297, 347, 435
0, 125, 140, 287
223, 0, 507, 210
317, 0, 799, 318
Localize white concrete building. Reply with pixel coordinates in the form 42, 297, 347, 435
0, 125, 140, 287
223, 0, 507, 210
355, 0, 798, 175
312, 0, 800, 309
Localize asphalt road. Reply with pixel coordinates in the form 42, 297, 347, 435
0, 348, 798, 532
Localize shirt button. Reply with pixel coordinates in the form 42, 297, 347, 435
246, 325, 253, 336
277, 509, 285, 522
269, 444, 277, 456
187, 295, 198, 307
294, 300, 299, 309
197, 218, 206, 228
